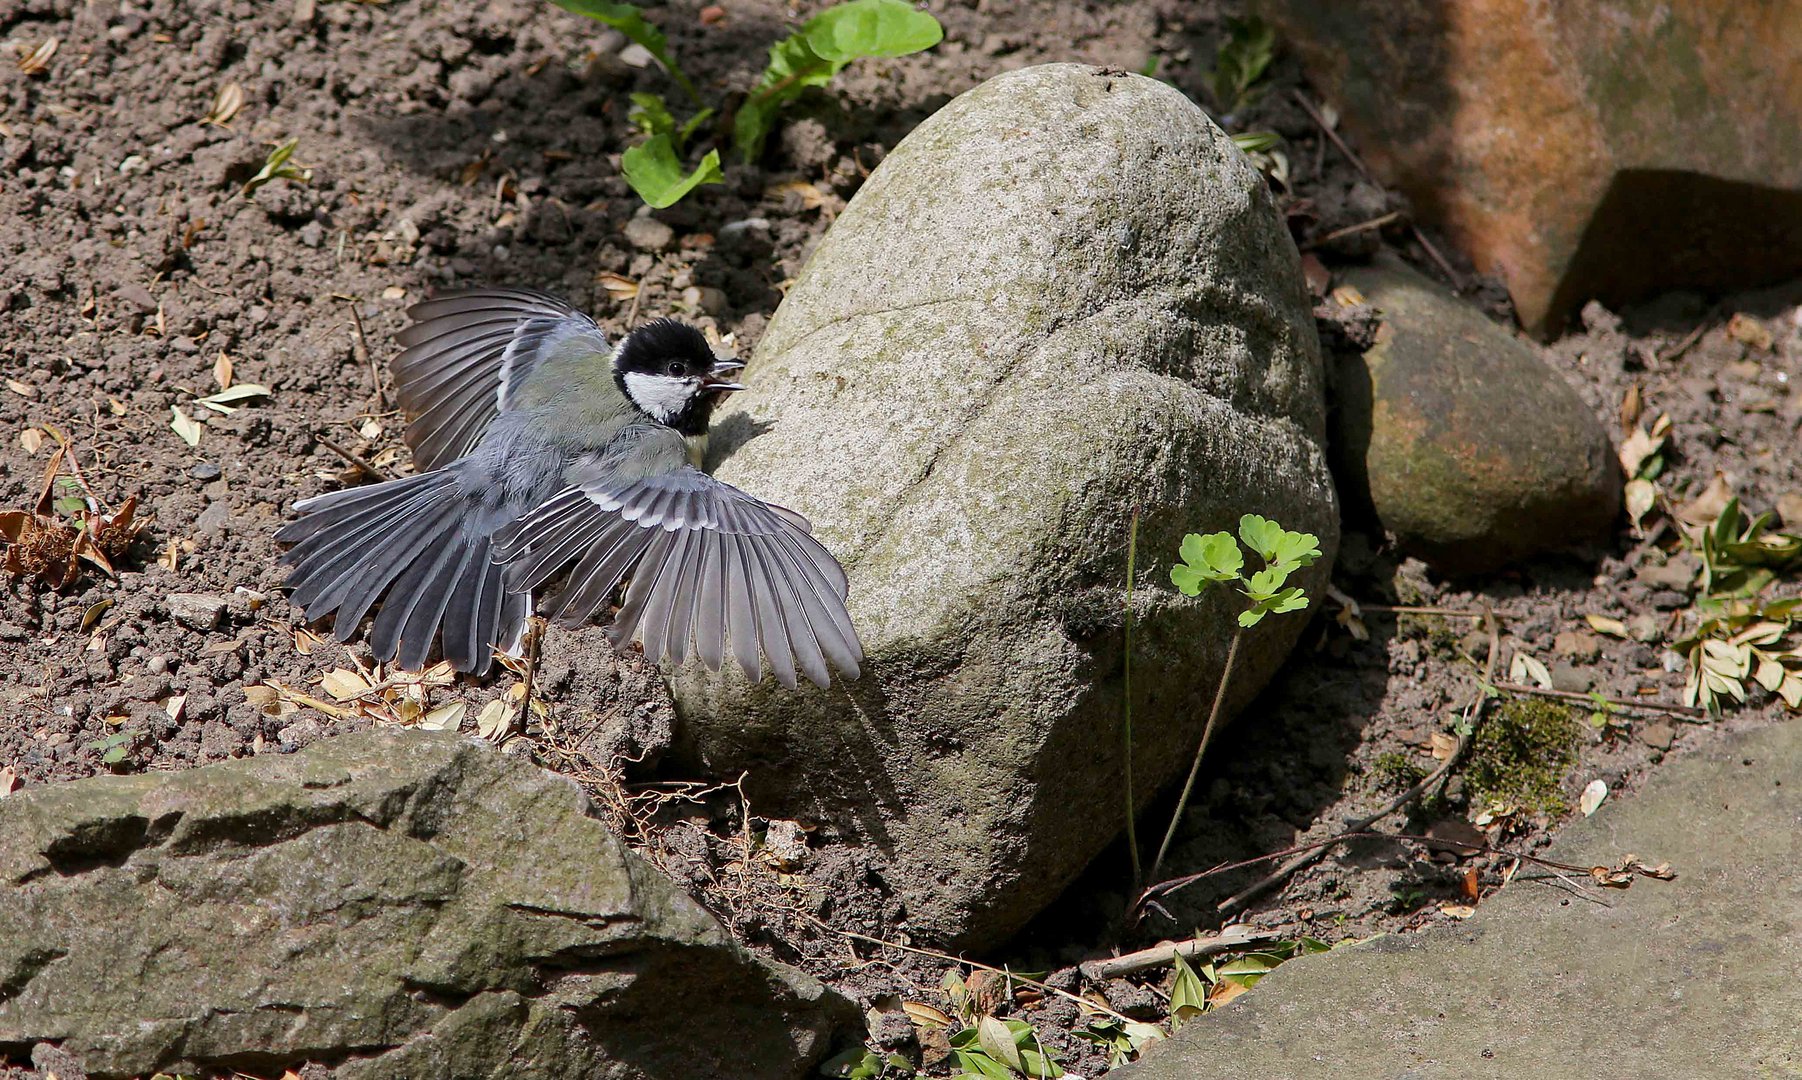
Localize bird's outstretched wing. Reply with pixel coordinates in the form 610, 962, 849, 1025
392, 287, 608, 471
490, 463, 862, 690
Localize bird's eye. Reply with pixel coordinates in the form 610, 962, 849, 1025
666, 361, 688, 378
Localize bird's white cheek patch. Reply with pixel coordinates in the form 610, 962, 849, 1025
623, 372, 694, 424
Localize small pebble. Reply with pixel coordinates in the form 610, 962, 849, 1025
623, 215, 675, 253
145, 655, 169, 675
191, 462, 222, 481
167, 592, 228, 630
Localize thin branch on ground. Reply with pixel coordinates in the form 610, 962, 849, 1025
806, 916, 1136, 1025
1357, 603, 1493, 618
1657, 317, 1712, 363
313, 434, 393, 482
334, 294, 383, 408
511, 615, 546, 740
1490, 680, 1704, 719
1293, 89, 1464, 290
1078, 926, 1272, 981
1305, 210, 1402, 248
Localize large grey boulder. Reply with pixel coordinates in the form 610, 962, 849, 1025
0, 731, 857, 1079
680, 64, 1339, 948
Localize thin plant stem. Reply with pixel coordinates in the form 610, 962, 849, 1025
1151, 627, 1243, 880
1122, 505, 1143, 889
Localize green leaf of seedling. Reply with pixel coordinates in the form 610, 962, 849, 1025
1239, 605, 1269, 628
735, 0, 942, 163
628, 92, 677, 139
1243, 565, 1294, 600
1170, 952, 1208, 1027
620, 136, 723, 208
1263, 587, 1309, 616
1184, 531, 1245, 578
54, 495, 87, 517
678, 107, 715, 147
549, 0, 698, 101
1269, 529, 1322, 570
1238, 514, 1283, 561
241, 137, 310, 197
802, 0, 944, 62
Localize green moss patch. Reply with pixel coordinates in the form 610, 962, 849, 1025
1466, 698, 1583, 816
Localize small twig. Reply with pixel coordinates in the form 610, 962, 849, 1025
1657, 318, 1712, 363
335, 295, 383, 408
1292, 89, 1466, 291
805, 917, 1135, 1025
313, 434, 393, 482
1206, 606, 1499, 917
513, 615, 547, 739
1305, 210, 1402, 249
1079, 926, 1271, 981
1357, 603, 1493, 619
1490, 680, 1703, 719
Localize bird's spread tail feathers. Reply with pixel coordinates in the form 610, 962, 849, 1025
275, 473, 527, 675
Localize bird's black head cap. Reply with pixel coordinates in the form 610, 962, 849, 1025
612, 318, 739, 436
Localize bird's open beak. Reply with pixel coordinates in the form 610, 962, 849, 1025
703, 358, 746, 394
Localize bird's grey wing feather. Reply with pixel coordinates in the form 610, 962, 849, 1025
393, 287, 608, 471
491, 464, 861, 688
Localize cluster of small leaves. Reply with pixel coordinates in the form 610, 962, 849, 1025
1206, 16, 1275, 115
554, 0, 942, 208
1677, 596, 1802, 715
1170, 514, 1321, 627
1673, 498, 1802, 714
85, 730, 132, 767
937, 969, 1062, 1079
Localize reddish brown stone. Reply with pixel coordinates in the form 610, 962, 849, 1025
1259, 0, 1802, 335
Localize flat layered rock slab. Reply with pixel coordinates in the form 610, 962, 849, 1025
1121, 719, 1802, 1078
0, 730, 857, 1079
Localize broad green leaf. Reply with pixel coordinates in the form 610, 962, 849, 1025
549, 0, 698, 101
1244, 564, 1293, 599
620, 136, 722, 208
1267, 528, 1322, 569
802, 0, 944, 62
1170, 952, 1208, 1025
1169, 563, 1205, 596
735, 0, 942, 162
1237, 514, 1284, 561
977, 1015, 1023, 1072
1261, 587, 1308, 616
53, 495, 86, 517
1180, 531, 1243, 579
1238, 605, 1269, 628
951, 1049, 1015, 1080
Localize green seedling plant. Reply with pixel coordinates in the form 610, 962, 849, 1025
1672, 497, 1802, 714
1149, 515, 1320, 879
239, 137, 310, 198
1206, 15, 1275, 116
554, 0, 942, 208
86, 730, 132, 767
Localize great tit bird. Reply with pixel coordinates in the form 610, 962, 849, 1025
274, 287, 862, 689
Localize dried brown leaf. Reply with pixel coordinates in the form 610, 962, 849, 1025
17, 37, 57, 75
203, 82, 246, 126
